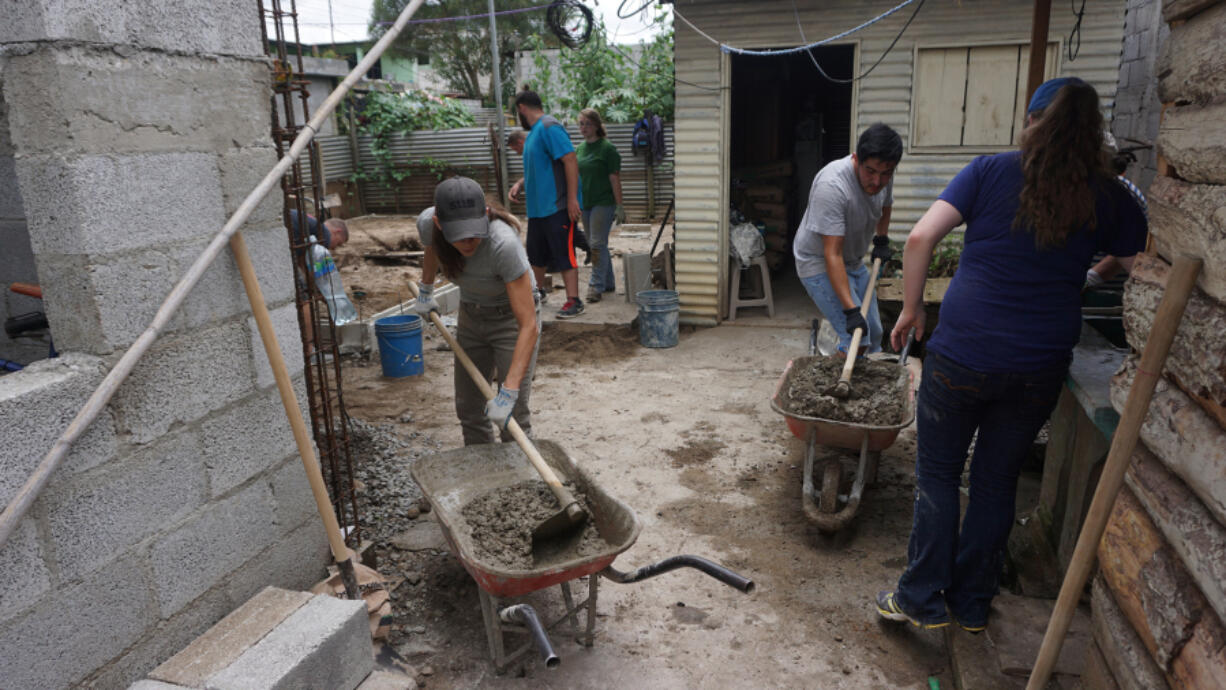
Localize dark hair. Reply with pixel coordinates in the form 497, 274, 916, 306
514, 90, 542, 110
855, 123, 903, 164
1016, 81, 1112, 249
432, 199, 522, 280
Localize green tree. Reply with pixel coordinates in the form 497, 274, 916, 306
369, 0, 555, 105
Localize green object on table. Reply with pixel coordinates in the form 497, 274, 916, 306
928, 678, 940, 690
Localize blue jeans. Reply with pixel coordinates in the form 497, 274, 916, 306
800, 264, 882, 353
582, 205, 616, 293
895, 351, 1067, 626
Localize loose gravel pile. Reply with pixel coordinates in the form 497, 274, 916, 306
347, 417, 440, 542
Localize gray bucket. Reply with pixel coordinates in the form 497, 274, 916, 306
636, 290, 680, 348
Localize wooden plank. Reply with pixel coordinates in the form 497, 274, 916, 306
1098, 486, 1205, 669
1156, 2, 1226, 104
1056, 410, 1111, 571
915, 47, 967, 147
1158, 100, 1226, 184
1091, 575, 1171, 690
1039, 389, 1080, 528
964, 45, 1022, 147
1147, 176, 1226, 303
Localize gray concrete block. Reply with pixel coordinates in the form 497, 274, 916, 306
0, 156, 25, 218
42, 430, 207, 582
4, 46, 269, 156
201, 388, 297, 498
30, 252, 108, 355
129, 680, 192, 689
0, 353, 118, 507
218, 146, 283, 225
18, 151, 224, 256
270, 456, 317, 530
224, 519, 329, 610
150, 481, 277, 616
0, 519, 51, 625
249, 302, 306, 390
205, 594, 373, 690
110, 321, 256, 443
184, 223, 298, 326
0, 556, 155, 689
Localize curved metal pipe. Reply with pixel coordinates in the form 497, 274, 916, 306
601, 555, 755, 593
498, 604, 560, 669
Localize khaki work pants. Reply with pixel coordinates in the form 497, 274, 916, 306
454, 301, 541, 446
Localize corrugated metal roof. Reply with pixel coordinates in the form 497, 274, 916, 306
674, 0, 1126, 324
317, 123, 675, 222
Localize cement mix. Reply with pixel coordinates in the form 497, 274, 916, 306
459, 480, 610, 571
782, 357, 909, 425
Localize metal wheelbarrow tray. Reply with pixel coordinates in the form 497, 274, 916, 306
771, 354, 916, 532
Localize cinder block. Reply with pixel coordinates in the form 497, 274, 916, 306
17, 151, 225, 256
150, 481, 277, 617
0, 519, 51, 625
218, 146, 283, 225
249, 302, 307, 390
185, 223, 298, 326
0, 353, 118, 507
0, 556, 155, 689
201, 388, 297, 498
270, 456, 318, 530
224, 518, 329, 611
205, 594, 372, 690
41, 429, 207, 582
4, 46, 270, 156
0, 156, 25, 218
110, 321, 257, 443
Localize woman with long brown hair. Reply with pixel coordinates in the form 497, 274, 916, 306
414, 177, 540, 446
876, 78, 1147, 631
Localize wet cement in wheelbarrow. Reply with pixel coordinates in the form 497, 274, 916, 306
460, 479, 610, 570
783, 357, 908, 425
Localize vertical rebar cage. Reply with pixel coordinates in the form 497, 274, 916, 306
258, 0, 361, 548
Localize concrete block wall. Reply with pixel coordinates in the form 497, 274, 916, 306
0, 1, 331, 687
1111, 0, 1168, 191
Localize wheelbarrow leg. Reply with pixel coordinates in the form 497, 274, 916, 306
584, 573, 598, 648
478, 589, 508, 673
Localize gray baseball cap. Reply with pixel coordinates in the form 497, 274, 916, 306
433, 177, 489, 244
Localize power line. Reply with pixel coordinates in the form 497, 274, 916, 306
790, 0, 926, 84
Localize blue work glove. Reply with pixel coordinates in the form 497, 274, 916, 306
414, 281, 439, 317
871, 235, 893, 263
614, 204, 627, 225
485, 385, 519, 430
843, 307, 867, 336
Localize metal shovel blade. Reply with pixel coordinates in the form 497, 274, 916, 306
530, 503, 589, 558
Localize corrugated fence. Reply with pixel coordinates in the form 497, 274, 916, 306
317, 123, 675, 222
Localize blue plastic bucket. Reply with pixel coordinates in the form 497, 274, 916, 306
375, 314, 424, 377
636, 290, 680, 348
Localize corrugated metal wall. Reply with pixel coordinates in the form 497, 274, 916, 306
316, 123, 675, 222
673, 0, 1126, 324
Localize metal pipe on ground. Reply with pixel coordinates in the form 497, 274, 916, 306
498, 604, 560, 669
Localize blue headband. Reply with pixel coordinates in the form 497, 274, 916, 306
1027, 77, 1086, 113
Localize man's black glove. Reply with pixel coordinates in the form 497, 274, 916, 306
843, 307, 867, 335
871, 235, 893, 262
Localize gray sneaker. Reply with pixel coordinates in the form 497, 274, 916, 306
585, 288, 602, 303
556, 297, 584, 319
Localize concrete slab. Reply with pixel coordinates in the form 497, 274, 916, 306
946, 627, 1025, 690
988, 593, 1091, 678
150, 587, 312, 687
356, 670, 418, 690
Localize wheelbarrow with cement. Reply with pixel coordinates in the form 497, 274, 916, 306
410, 439, 754, 673
770, 321, 916, 532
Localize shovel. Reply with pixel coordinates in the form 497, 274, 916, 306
405, 282, 588, 545
828, 256, 883, 399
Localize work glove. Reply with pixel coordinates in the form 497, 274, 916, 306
843, 306, 868, 336
614, 204, 627, 225
871, 235, 893, 263
414, 281, 439, 317
1084, 268, 1105, 289
485, 385, 519, 430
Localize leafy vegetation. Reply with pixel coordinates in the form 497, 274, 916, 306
346, 90, 475, 189
882, 238, 961, 278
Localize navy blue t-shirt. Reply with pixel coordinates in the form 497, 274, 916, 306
926, 151, 1146, 373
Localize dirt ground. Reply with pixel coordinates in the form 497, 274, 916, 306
334, 247, 964, 689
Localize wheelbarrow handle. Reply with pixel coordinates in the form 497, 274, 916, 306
602, 555, 755, 593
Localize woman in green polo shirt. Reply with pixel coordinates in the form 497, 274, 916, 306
576, 108, 625, 303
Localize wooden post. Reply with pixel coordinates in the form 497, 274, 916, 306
1025, 0, 1053, 107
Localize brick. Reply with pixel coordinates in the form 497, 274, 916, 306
0, 353, 118, 507
224, 519, 329, 610
1159, 101, 1226, 184
3, 46, 269, 156
0, 519, 51, 625
0, 556, 155, 689
42, 429, 207, 581
201, 388, 297, 498
110, 321, 256, 443
1155, 6, 1226, 103
205, 594, 372, 690
1147, 176, 1226, 303
270, 456, 318, 530
149, 481, 276, 616
249, 302, 306, 390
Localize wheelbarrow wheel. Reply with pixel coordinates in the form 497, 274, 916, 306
818, 458, 842, 513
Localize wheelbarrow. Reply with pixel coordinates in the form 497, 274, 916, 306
770, 320, 916, 532
410, 439, 754, 673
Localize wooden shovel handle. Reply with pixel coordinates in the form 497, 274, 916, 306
836, 257, 883, 386
406, 282, 582, 518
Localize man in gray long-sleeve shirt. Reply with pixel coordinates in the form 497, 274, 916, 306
794, 123, 902, 354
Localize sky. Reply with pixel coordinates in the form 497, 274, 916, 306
284, 0, 669, 47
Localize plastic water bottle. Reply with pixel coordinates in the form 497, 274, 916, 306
310, 236, 358, 325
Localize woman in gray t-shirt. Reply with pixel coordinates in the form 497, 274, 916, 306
414, 177, 541, 445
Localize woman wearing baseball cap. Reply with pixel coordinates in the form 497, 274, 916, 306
414, 176, 541, 446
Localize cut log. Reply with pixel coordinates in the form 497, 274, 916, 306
1169, 607, 1226, 689
1158, 101, 1226, 184
1111, 358, 1226, 527
1091, 575, 1171, 690
1123, 254, 1226, 428
1098, 486, 1205, 669
1146, 177, 1226, 303
1162, 0, 1221, 23
1156, 2, 1226, 104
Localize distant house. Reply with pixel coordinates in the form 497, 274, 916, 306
667, 0, 1131, 325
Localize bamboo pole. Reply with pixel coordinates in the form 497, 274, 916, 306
0, 0, 428, 550
1026, 254, 1202, 689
